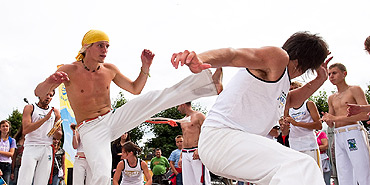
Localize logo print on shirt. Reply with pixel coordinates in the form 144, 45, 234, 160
347, 138, 358, 151
277, 91, 287, 109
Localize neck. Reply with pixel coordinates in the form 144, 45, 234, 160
184, 108, 195, 117
81, 59, 100, 72
336, 81, 349, 92
37, 102, 48, 109
1, 133, 7, 139
287, 60, 301, 79
128, 156, 137, 164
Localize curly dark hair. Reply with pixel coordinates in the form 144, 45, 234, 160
282, 31, 329, 73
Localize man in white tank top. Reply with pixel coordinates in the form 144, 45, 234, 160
285, 81, 323, 169
18, 90, 62, 185
171, 32, 332, 185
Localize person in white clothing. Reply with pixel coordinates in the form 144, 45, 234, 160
18, 90, 63, 185
34, 30, 222, 185
112, 141, 152, 185
171, 31, 332, 185
71, 123, 92, 185
321, 63, 370, 185
284, 81, 322, 168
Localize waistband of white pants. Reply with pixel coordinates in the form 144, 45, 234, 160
182, 147, 198, 153
334, 125, 361, 134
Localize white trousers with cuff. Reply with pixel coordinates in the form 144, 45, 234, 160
78, 70, 217, 185
199, 126, 325, 185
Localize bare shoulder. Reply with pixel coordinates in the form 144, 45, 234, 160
23, 104, 33, 112
257, 46, 289, 66
57, 62, 79, 73
349, 85, 365, 93
141, 160, 148, 167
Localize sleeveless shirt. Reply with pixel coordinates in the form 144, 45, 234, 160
24, 104, 55, 146
120, 158, 144, 185
288, 100, 318, 151
204, 68, 290, 136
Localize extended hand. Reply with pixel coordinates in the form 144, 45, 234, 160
347, 104, 363, 117
47, 71, 69, 85
171, 50, 211, 73
316, 53, 333, 80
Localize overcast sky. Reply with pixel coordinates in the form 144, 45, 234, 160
1, 0, 370, 121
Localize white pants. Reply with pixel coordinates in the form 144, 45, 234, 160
199, 126, 325, 185
182, 148, 211, 185
299, 149, 322, 171
17, 145, 53, 185
78, 70, 217, 185
73, 157, 92, 185
334, 125, 370, 185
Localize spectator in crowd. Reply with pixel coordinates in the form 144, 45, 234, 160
267, 125, 280, 140
18, 89, 62, 185
111, 132, 130, 179
71, 123, 92, 185
0, 120, 16, 184
276, 117, 290, 147
150, 148, 169, 185
10, 126, 24, 185
113, 141, 152, 185
168, 135, 183, 185
49, 137, 65, 185
322, 63, 370, 184
285, 81, 322, 167
316, 130, 331, 185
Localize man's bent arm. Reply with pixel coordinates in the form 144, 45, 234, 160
35, 70, 69, 97
22, 105, 53, 135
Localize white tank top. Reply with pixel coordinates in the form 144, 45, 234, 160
288, 100, 318, 151
24, 104, 55, 146
120, 158, 144, 185
204, 68, 290, 136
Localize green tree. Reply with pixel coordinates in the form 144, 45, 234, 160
309, 91, 329, 116
111, 91, 145, 144
6, 109, 23, 137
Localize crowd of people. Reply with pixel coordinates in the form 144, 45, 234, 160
1, 30, 370, 185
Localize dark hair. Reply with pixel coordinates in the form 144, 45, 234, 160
365, 36, 370, 53
282, 31, 329, 73
185, 102, 191, 106
113, 132, 131, 146
155, 148, 161, 152
122, 141, 142, 156
0, 120, 11, 137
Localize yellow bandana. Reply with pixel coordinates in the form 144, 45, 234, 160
75, 30, 110, 61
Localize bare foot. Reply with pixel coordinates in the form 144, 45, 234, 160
212, 68, 223, 94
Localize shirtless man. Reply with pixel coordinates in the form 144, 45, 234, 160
177, 102, 211, 185
34, 30, 221, 185
171, 31, 331, 184
321, 63, 370, 185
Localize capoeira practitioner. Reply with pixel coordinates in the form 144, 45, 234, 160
284, 81, 323, 169
18, 90, 63, 185
322, 63, 370, 185
177, 102, 213, 185
171, 32, 332, 185
34, 30, 222, 185
71, 123, 92, 185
